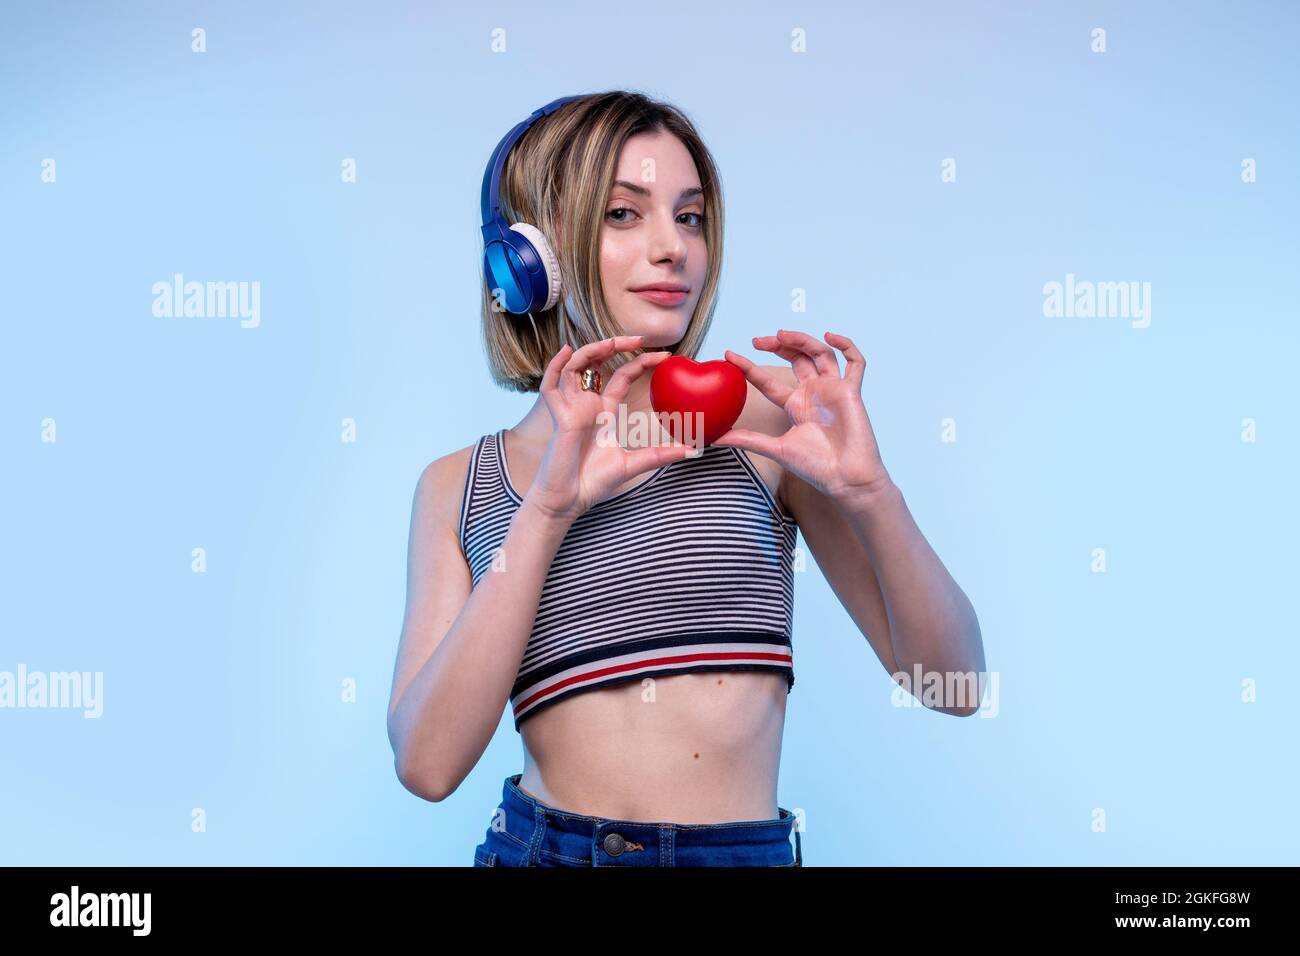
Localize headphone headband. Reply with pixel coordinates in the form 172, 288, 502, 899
479, 94, 584, 316
480, 94, 583, 227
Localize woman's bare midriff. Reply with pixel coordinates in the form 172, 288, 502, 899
516, 669, 789, 824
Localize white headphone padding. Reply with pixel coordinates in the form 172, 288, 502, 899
508, 222, 562, 311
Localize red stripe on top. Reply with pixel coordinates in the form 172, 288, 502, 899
513, 649, 794, 715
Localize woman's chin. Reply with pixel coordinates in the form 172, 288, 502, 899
619, 305, 692, 348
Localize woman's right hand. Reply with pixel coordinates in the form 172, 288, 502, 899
523, 334, 698, 523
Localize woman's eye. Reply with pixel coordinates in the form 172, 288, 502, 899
606, 207, 705, 227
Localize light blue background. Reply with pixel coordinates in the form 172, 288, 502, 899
2, 0, 1296, 865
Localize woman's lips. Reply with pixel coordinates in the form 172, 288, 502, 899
634, 289, 688, 306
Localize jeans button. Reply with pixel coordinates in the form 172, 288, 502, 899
603, 832, 626, 856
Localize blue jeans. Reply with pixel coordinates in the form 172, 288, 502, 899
472, 773, 803, 867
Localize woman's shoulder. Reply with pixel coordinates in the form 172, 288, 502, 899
411, 434, 492, 521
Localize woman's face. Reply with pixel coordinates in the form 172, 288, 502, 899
599, 130, 708, 348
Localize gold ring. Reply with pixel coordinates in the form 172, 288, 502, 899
580, 369, 602, 393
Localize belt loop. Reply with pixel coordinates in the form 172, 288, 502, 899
780, 805, 803, 867
527, 804, 546, 866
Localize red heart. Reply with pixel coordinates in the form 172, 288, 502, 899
649, 356, 747, 447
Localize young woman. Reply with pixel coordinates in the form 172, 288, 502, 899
386, 91, 985, 867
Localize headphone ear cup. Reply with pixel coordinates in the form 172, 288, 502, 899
508, 222, 562, 312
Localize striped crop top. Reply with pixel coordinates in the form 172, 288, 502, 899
457, 429, 799, 731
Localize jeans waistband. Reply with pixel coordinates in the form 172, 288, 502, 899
497, 773, 802, 867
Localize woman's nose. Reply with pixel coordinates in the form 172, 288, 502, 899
646, 212, 687, 262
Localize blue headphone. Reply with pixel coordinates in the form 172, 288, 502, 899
480, 94, 584, 316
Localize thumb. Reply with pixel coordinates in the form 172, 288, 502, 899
712, 428, 782, 460
623, 440, 698, 475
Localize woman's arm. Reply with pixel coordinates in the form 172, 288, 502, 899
386, 335, 684, 802
783, 462, 985, 717
386, 452, 575, 801
719, 333, 987, 718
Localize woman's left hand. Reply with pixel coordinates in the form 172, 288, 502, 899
715, 329, 894, 507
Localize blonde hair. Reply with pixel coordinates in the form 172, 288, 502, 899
478, 90, 724, 393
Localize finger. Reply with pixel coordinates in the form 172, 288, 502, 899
710, 427, 783, 461
621, 439, 699, 475
773, 329, 840, 376
603, 350, 673, 403
563, 335, 645, 378
540, 343, 573, 396
751, 335, 818, 381
823, 330, 866, 389
560, 335, 645, 397
723, 350, 794, 409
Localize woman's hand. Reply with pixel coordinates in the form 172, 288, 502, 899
524, 334, 695, 523
716, 329, 894, 507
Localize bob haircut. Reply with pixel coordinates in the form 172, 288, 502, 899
479, 90, 725, 393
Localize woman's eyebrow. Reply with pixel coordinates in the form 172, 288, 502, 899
611, 179, 704, 201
